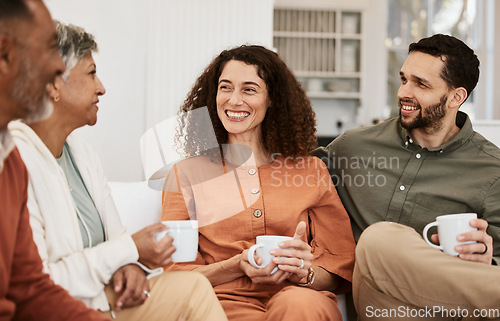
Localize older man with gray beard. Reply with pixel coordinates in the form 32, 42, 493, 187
0, 0, 109, 320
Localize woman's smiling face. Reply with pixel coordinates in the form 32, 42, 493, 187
216, 60, 269, 143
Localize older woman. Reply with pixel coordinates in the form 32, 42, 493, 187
162, 45, 356, 321
9, 21, 226, 321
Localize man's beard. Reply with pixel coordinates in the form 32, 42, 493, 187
399, 94, 447, 133
11, 53, 53, 124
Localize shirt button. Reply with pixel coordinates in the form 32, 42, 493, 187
399, 185, 405, 191
416, 153, 421, 159
253, 209, 262, 218
251, 188, 260, 194
248, 168, 257, 175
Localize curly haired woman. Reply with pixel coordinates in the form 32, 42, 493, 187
161, 45, 355, 321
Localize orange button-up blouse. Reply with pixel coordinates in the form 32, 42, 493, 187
161, 155, 355, 298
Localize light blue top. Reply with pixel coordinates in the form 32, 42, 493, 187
57, 142, 105, 248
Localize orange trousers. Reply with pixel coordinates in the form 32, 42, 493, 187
218, 285, 342, 321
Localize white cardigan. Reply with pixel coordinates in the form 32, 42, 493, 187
9, 121, 139, 311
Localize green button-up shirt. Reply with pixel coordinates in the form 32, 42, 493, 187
316, 112, 500, 264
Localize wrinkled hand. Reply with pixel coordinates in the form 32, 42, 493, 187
431, 218, 493, 264
271, 221, 314, 284
132, 222, 176, 268
239, 250, 292, 285
113, 264, 149, 311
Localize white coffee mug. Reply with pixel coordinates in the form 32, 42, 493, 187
423, 213, 477, 256
156, 220, 198, 262
247, 235, 292, 274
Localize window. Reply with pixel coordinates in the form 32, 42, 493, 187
386, 0, 485, 118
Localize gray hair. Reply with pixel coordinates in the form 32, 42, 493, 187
54, 20, 98, 80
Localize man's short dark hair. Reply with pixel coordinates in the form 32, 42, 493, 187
0, 0, 33, 31
409, 34, 480, 99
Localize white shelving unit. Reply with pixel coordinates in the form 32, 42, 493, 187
274, 9, 362, 100
273, 0, 387, 137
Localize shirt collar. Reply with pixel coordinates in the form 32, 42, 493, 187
399, 111, 474, 153
0, 128, 15, 173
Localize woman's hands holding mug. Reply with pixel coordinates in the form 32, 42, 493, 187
239, 249, 292, 284
270, 221, 314, 284
240, 221, 313, 284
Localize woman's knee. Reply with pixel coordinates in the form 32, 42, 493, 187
266, 286, 341, 320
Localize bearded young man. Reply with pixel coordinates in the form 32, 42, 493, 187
316, 34, 500, 320
0, 0, 109, 320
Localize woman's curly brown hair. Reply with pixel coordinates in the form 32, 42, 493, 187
176, 45, 317, 158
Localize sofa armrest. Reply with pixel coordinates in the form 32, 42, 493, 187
109, 181, 162, 234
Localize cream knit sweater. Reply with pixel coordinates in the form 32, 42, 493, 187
9, 121, 139, 311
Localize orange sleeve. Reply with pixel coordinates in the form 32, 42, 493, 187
308, 158, 356, 293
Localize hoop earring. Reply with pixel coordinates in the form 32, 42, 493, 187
53, 96, 60, 102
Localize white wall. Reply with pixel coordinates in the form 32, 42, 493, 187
473, 120, 500, 148
45, 0, 274, 182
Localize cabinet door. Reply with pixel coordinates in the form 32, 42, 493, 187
273, 0, 386, 137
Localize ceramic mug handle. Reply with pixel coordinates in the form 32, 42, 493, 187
423, 221, 442, 250
247, 244, 264, 268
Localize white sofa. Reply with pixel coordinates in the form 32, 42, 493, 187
108, 181, 162, 234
